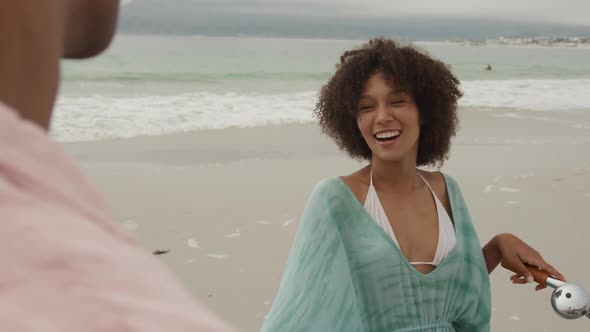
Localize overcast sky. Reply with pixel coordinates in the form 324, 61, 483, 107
122, 0, 590, 26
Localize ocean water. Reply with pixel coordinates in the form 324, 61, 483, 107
54, 35, 590, 142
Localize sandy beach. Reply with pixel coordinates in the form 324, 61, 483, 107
64, 107, 590, 331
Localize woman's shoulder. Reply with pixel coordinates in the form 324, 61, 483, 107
301, 172, 366, 226
419, 169, 460, 191
307, 176, 349, 201
419, 169, 446, 190
418, 169, 464, 214
304, 167, 370, 209
338, 167, 370, 204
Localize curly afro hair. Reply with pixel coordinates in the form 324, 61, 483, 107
314, 37, 462, 167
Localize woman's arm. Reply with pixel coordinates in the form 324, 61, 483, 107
482, 233, 566, 290
482, 235, 502, 274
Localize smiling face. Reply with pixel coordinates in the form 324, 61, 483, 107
356, 72, 421, 164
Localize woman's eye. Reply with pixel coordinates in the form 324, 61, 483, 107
359, 105, 373, 112
391, 100, 405, 106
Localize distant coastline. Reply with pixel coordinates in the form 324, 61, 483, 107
421, 36, 590, 47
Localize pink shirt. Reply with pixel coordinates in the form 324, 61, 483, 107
0, 103, 235, 332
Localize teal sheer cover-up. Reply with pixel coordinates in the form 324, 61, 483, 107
261, 174, 491, 332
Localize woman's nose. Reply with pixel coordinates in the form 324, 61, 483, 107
375, 103, 394, 123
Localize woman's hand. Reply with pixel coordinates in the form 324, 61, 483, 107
495, 233, 566, 291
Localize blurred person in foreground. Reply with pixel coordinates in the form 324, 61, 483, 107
0, 1, 234, 331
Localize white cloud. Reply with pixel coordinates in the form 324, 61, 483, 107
189, 0, 590, 25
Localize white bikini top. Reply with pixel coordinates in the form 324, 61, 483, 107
363, 171, 456, 266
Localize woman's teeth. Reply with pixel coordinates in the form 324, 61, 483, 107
375, 130, 400, 141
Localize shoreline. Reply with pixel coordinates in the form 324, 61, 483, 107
64, 108, 590, 331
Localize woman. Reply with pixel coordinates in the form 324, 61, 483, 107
261, 38, 564, 331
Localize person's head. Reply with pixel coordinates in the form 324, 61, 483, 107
0, 0, 120, 129
63, 0, 121, 59
314, 37, 461, 168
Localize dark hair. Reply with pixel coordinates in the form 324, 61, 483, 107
314, 37, 461, 167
